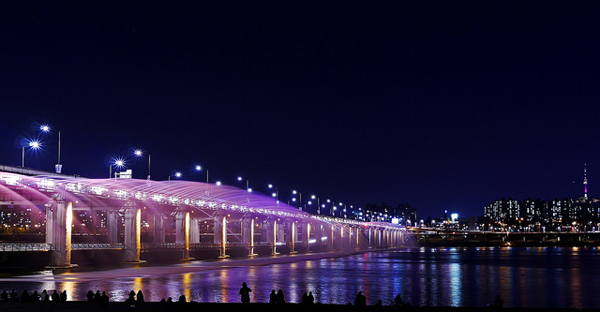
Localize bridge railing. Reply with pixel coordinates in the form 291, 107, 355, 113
71, 243, 123, 250
0, 242, 50, 251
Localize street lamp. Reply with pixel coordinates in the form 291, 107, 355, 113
109, 158, 126, 179
237, 176, 249, 190
21, 140, 42, 168
268, 184, 279, 199
195, 165, 209, 183
133, 149, 151, 180
168, 171, 182, 181
40, 125, 62, 173
292, 190, 302, 210
311, 195, 320, 214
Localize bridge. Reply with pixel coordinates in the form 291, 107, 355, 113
0, 167, 408, 268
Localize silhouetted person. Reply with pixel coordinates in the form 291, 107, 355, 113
94, 290, 102, 302
394, 294, 404, 306
269, 290, 277, 304
374, 300, 383, 312
160, 298, 167, 303
178, 294, 186, 303
354, 291, 366, 307
301, 292, 308, 304
51, 290, 60, 302
20, 290, 29, 302
100, 291, 109, 308
126, 290, 136, 304
60, 290, 67, 302
1, 290, 8, 301
30, 290, 39, 302
41, 290, 49, 302
276, 289, 285, 304
87, 291, 94, 302
239, 282, 252, 303
166, 297, 173, 303
136, 290, 144, 303
10, 289, 18, 301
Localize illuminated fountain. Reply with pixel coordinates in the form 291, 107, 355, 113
0, 171, 407, 268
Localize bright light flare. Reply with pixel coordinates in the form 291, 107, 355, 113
175, 172, 182, 178
195, 165, 202, 171
114, 159, 125, 167
29, 140, 41, 149
134, 149, 143, 157
40, 125, 51, 132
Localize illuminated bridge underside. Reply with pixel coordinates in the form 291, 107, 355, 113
0, 172, 407, 267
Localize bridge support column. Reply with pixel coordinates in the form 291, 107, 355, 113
175, 209, 194, 261
314, 223, 323, 251
368, 228, 373, 249
48, 200, 73, 268
107, 210, 120, 245
286, 221, 297, 254
190, 216, 200, 244
123, 206, 142, 263
302, 222, 311, 252
264, 218, 279, 255
214, 215, 229, 258
153, 214, 165, 243
242, 216, 257, 256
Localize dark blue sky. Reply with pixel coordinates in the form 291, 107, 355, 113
1, 1, 599, 219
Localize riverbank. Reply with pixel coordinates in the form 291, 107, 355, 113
0, 301, 590, 312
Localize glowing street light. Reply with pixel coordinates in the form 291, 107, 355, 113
168, 171, 182, 181
195, 165, 209, 183
109, 158, 126, 179
133, 149, 151, 180
311, 195, 321, 214
237, 176, 249, 189
40, 125, 62, 173
292, 190, 302, 210
268, 184, 278, 199
21, 140, 42, 168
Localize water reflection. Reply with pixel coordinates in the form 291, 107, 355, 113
2, 248, 600, 308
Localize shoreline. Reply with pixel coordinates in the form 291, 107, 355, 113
0, 301, 590, 312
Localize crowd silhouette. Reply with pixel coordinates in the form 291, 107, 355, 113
3, 283, 504, 309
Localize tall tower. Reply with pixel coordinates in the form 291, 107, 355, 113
584, 163, 588, 200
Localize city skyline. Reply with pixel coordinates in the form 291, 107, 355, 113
1, 2, 599, 219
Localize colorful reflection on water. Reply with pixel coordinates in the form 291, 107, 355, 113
1, 247, 600, 308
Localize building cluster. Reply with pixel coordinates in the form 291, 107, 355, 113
482, 196, 600, 232
364, 203, 417, 225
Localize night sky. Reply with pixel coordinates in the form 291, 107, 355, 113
1, 2, 599, 219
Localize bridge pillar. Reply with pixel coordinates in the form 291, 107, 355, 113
242, 216, 257, 256
189, 215, 200, 244
368, 228, 373, 248
123, 206, 142, 263
175, 209, 194, 261
107, 210, 120, 245
301, 221, 311, 252
286, 221, 297, 253
314, 223, 323, 251
214, 215, 229, 258
48, 200, 73, 268
153, 214, 165, 243
264, 218, 279, 255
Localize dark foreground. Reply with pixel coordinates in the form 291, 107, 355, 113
0, 301, 593, 312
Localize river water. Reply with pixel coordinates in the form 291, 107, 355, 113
1, 247, 599, 308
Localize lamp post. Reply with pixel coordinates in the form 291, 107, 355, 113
21, 140, 41, 168
195, 165, 209, 183
268, 184, 278, 199
40, 125, 62, 173
133, 149, 151, 180
168, 172, 182, 181
292, 190, 302, 210
311, 195, 320, 214
109, 158, 126, 179
237, 176, 249, 190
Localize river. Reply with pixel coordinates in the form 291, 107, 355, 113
0, 247, 598, 308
